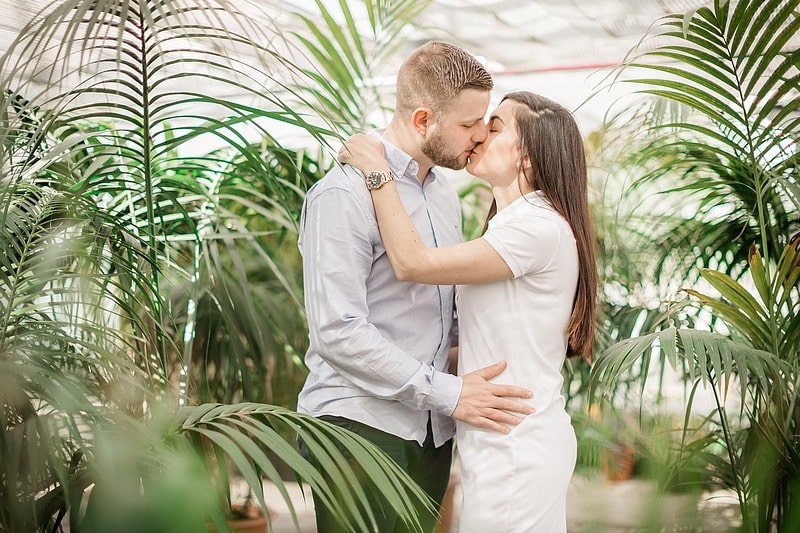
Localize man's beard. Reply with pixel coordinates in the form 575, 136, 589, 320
421, 129, 468, 170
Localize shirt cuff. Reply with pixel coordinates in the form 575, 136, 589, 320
425, 372, 462, 416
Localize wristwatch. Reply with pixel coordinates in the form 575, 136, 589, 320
365, 170, 394, 190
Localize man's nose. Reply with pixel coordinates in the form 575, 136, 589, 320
470, 124, 486, 144
471, 122, 488, 143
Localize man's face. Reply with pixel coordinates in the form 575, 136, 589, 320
421, 88, 490, 170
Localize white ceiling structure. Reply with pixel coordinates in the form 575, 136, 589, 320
409, 0, 710, 127
299, 0, 711, 130
413, 0, 704, 72
0, 0, 714, 137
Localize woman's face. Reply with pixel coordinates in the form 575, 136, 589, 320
465, 99, 523, 185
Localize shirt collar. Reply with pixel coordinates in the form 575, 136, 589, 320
368, 130, 437, 185
500, 190, 551, 215
524, 190, 549, 204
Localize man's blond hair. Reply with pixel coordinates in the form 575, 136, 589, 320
395, 41, 493, 117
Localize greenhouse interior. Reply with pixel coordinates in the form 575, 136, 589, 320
0, 0, 798, 531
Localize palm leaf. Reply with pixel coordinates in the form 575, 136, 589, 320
602, 0, 799, 284
591, 326, 786, 403
289, 0, 432, 135
175, 403, 434, 532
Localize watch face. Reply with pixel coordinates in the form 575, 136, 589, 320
366, 172, 382, 189
366, 171, 393, 190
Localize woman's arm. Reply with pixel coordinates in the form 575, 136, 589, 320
339, 134, 512, 285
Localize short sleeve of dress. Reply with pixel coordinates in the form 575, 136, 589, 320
482, 212, 561, 278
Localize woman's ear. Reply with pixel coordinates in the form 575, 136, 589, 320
411, 107, 432, 136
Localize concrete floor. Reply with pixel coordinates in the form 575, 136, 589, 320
252, 474, 742, 532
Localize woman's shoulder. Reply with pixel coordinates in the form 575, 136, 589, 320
497, 195, 562, 227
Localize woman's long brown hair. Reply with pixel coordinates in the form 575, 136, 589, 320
484, 92, 598, 360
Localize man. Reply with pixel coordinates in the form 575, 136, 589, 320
297, 41, 534, 532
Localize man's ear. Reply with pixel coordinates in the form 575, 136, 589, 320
411, 107, 432, 136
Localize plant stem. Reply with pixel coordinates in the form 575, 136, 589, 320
710, 372, 753, 529
136, 2, 167, 379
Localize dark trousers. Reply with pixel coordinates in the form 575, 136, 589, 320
299, 415, 453, 533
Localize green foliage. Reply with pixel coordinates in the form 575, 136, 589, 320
0, 0, 432, 530
594, 239, 799, 529
162, 139, 325, 408
591, 1, 800, 530
291, 0, 431, 135
602, 1, 799, 284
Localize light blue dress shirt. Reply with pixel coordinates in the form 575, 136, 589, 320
297, 134, 463, 447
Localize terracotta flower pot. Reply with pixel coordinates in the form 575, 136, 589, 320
603, 444, 636, 482
227, 515, 268, 533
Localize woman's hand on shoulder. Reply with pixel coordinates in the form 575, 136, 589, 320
337, 134, 388, 175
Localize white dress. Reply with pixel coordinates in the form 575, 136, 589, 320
456, 191, 578, 532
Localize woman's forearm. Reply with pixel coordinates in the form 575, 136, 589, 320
366, 163, 434, 281
338, 134, 513, 285
371, 182, 514, 285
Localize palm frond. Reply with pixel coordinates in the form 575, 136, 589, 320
617, 0, 800, 263
175, 403, 434, 532
289, 0, 431, 135
591, 326, 787, 403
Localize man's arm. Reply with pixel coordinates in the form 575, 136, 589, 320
301, 184, 460, 413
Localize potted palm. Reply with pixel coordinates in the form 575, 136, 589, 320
589, 0, 800, 530
0, 0, 437, 530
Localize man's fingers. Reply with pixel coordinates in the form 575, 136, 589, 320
472, 408, 529, 434
482, 408, 527, 426
472, 417, 512, 435
490, 398, 536, 415
474, 360, 506, 380
454, 403, 535, 434
490, 383, 533, 399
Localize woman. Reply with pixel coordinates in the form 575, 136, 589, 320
339, 91, 597, 532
